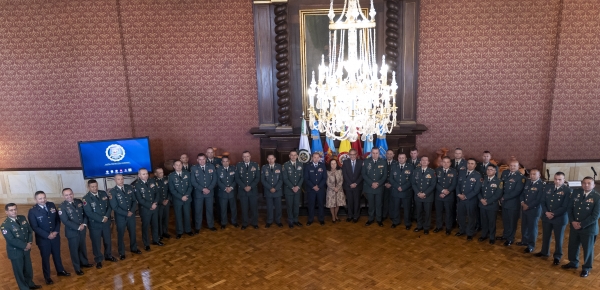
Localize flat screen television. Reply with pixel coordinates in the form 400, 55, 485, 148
78, 137, 152, 179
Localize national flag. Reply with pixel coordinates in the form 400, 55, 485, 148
351, 133, 363, 159
311, 121, 324, 162
298, 117, 311, 163
376, 134, 388, 155
338, 135, 351, 164
363, 134, 373, 158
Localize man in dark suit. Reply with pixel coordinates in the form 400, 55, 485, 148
58, 188, 92, 276
180, 153, 191, 172
282, 150, 304, 228
236, 151, 261, 229
562, 177, 600, 278
191, 153, 218, 233
82, 179, 117, 269
451, 148, 467, 172
518, 169, 545, 253
342, 149, 363, 223
434, 156, 458, 235
362, 148, 388, 226
476, 151, 497, 176
455, 159, 482, 240
535, 172, 572, 265
408, 148, 421, 168
153, 167, 171, 239
109, 174, 142, 259
496, 160, 525, 246
206, 147, 222, 224
262, 154, 284, 228
217, 156, 238, 229
478, 165, 502, 244
28, 191, 70, 285
389, 153, 413, 229
382, 149, 397, 221
169, 161, 194, 239
411, 156, 437, 234
134, 169, 164, 251
2, 203, 42, 290
304, 152, 327, 226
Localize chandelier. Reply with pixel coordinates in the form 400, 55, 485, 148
307, 0, 398, 142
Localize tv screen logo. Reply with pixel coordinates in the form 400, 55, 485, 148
105, 144, 126, 162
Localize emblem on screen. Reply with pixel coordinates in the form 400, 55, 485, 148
106, 144, 126, 162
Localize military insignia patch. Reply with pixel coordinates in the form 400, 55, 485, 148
298, 149, 311, 163
58, 211, 62, 215
586, 198, 594, 203
82, 200, 87, 206
448, 174, 453, 177
275, 170, 280, 174
425, 174, 431, 178
208, 169, 213, 173
470, 178, 476, 182
318, 168, 323, 172
532, 187, 537, 191
50, 208, 56, 213
230, 171, 235, 175
183, 175, 188, 179
102, 196, 108, 200
405, 170, 411, 174
164, 180, 168, 184
1, 229, 6, 234
491, 184, 497, 188
522, 178, 525, 183
21, 220, 26, 225
150, 183, 155, 188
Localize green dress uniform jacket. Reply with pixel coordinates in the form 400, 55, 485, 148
1, 215, 36, 290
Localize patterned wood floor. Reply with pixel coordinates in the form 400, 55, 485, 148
0, 205, 598, 290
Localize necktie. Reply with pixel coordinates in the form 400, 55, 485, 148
422, 169, 425, 174
246, 163, 249, 169
43, 205, 48, 212
352, 161, 355, 172
467, 171, 471, 176
388, 161, 391, 166
202, 166, 205, 172
178, 173, 181, 178
444, 169, 447, 174
400, 165, 403, 170
314, 164, 317, 168
270, 166, 274, 172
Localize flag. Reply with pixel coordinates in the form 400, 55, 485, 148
363, 134, 373, 158
376, 134, 388, 155
351, 133, 363, 159
298, 117, 311, 163
311, 121, 324, 162
338, 136, 351, 164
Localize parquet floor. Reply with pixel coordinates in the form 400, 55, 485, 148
0, 204, 598, 290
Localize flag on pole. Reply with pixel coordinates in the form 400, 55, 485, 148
298, 117, 311, 163
323, 137, 337, 165
338, 135, 351, 164
351, 133, 363, 159
376, 134, 388, 155
363, 134, 373, 158
311, 122, 324, 162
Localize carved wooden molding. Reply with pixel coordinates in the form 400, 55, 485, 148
274, 4, 291, 127
385, 0, 400, 73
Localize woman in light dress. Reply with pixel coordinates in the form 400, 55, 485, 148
326, 158, 345, 222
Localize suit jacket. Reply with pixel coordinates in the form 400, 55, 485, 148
217, 166, 237, 199
58, 199, 87, 239
28, 202, 61, 245
168, 171, 193, 204
181, 164, 191, 172
451, 158, 467, 172
411, 167, 437, 202
435, 167, 458, 202
109, 184, 137, 218
133, 180, 159, 212
568, 189, 600, 235
191, 164, 217, 198
540, 183, 572, 225
153, 177, 171, 203
520, 179, 545, 210
82, 190, 112, 230
342, 159, 363, 191
457, 170, 482, 202
1, 215, 33, 259
476, 162, 498, 177
261, 163, 283, 197
479, 176, 502, 210
389, 163, 414, 198
500, 170, 525, 209
282, 161, 303, 195
361, 158, 388, 194
236, 161, 260, 197
304, 162, 327, 194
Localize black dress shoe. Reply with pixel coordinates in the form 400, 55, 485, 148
82, 264, 94, 268
294, 222, 303, 227
253, 225, 259, 229
153, 241, 164, 246
580, 270, 589, 277
414, 228, 422, 232
162, 233, 171, 239
233, 223, 240, 228
57, 270, 71, 276
145, 246, 151, 251
346, 218, 352, 222
534, 252, 549, 257
186, 231, 195, 236
289, 224, 294, 228
209, 227, 217, 232
352, 219, 358, 223
76, 270, 84, 276
377, 222, 383, 227
132, 249, 142, 254
241, 226, 247, 230
120, 255, 126, 260
176, 234, 182, 239
406, 226, 411, 230
433, 228, 441, 233
106, 256, 117, 262
96, 262, 103, 269
46, 278, 54, 285
504, 241, 513, 246
496, 236, 505, 241
446, 230, 451, 236
307, 222, 313, 226
265, 223, 271, 228
424, 230, 429, 235
561, 263, 577, 269
455, 232, 464, 237
221, 225, 226, 229
467, 236, 473, 241
489, 240, 495, 245
516, 241, 527, 246
30, 285, 42, 289
391, 224, 398, 228
524, 248, 534, 253
365, 220, 374, 226
319, 221, 325, 226
478, 237, 487, 242
553, 258, 560, 265
276, 223, 283, 228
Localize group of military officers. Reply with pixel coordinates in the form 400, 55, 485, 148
2, 147, 599, 289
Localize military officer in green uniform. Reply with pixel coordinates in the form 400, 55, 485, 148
411, 156, 437, 234
82, 179, 117, 269
169, 160, 194, 239
389, 153, 413, 229
58, 188, 93, 276
153, 167, 171, 239
262, 154, 283, 228
478, 165, 502, 244
236, 150, 261, 229
535, 172, 572, 265
134, 169, 164, 251
497, 160, 525, 246
362, 148, 388, 227
383, 149, 397, 221
517, 169, 545, 253
434, 156, 458, 235
455, 159, 482, 240
191, 153, 218, 232
562, 177, 600, 278
216, 156, 238, 229
282, 150, 304, 228
206, 147, 222, 224
109, 174, 141, 260
1, 203, 42, 290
